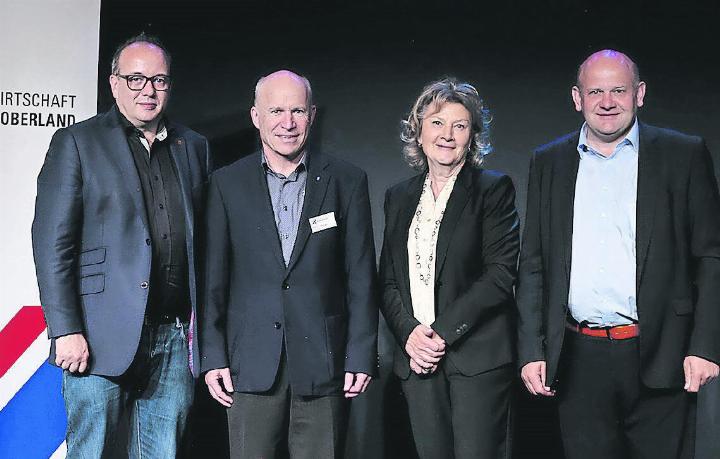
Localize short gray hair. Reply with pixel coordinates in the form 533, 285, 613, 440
254, 70, 313, 107
400, 77, 492, 171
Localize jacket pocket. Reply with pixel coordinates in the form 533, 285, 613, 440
672, 298, 693, 315
79, 273, 105, 295
79, 247, 106, 266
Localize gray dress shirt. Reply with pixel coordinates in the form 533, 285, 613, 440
262, 153, 308, 266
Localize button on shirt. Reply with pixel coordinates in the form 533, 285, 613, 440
119, 109, 190, 322
407, 173, 458, 326
262, 154, 307, 266
568, 120, 639, 327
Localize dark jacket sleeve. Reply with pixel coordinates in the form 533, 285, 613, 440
31, 128, 85, 339
515, 152, 547, 369
686, 141, 720, 364
199, 174, 232, 372
342, 171, 379, 375
431, 175, 520, 347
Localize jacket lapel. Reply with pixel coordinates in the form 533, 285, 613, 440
100, 109, 149, 231
169, 135, 194, 238
252, 154, 286, 269
286, 152, 330, 272
395, 174, 425, 307
557, 135, 581, 286
434, 164, 471, 279
635, 123, 659, 287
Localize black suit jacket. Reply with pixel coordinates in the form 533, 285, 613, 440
200, 151, 378, 396
32, 106, 212, 377
516, 122, 720, 389
380, 164, 519, 379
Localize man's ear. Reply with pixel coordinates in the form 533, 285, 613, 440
571, 86, 582, 112
635, 81, 646, 108
250, 106, 260, 129
109, 74, 119, 100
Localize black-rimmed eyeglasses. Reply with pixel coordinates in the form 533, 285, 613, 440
116, 74, 172, 91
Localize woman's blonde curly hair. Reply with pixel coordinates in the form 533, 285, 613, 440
400, 77, 492, 171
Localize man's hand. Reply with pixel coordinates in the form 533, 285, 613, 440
683, 356, 720, 392
205, 368, 234, 407
344, 372, 372, 398
55, 333, 90, 374
405, 324, 445, 373
520, 360, 555, 396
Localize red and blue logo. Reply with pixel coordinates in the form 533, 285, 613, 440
0, 306, 66, 458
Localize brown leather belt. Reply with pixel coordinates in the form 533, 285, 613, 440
566, 322, 639, 340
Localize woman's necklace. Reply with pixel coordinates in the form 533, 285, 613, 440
412, 174, 457, 285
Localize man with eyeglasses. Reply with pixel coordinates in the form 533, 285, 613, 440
32, 33, 211, 457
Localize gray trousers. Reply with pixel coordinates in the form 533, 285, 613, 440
226, 352, 348, 459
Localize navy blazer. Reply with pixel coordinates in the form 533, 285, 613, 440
32, 106, 212, 377
516, 122, 720, 389
200, 151, 379, 396
380, 164, 520, 379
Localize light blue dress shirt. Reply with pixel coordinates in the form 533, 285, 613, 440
568, 120, 639, 327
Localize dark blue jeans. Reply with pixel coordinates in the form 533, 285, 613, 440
62, 320, 194, 458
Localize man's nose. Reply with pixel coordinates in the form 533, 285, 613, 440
281, 112, 295, 129
600, 92, 615, 109
140, 79, 157, 97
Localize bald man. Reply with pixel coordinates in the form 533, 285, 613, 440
517, 50, 720, 458
200, 70, 378, 458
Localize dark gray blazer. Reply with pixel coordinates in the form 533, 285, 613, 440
380, 164, 520, 379
200, 151, 378, 397
32, 106, 212, 377
516, 122, 720, 389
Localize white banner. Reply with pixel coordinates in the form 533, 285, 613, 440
0, 0, 100, 457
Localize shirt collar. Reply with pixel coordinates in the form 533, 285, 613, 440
577, 118, 639, 159
154, 123, 168, 142
115, 104, 171, 142
261, 151, 308, 178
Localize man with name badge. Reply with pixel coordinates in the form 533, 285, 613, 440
201, 70, 378, 458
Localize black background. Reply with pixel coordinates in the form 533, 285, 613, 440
99, 1, 720, 457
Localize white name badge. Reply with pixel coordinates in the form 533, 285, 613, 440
309, 212, 337, 233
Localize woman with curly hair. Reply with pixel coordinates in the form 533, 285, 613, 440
380, 78, 519, 458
